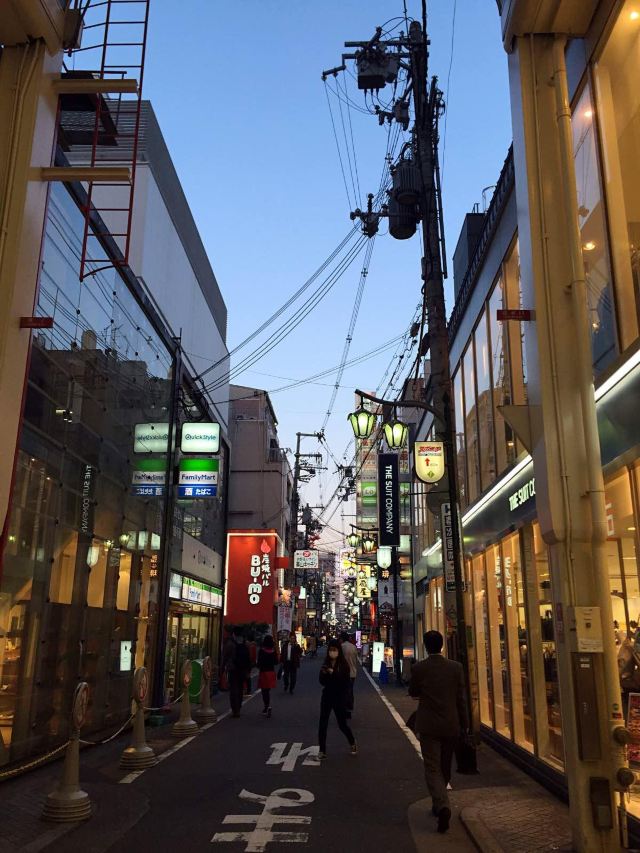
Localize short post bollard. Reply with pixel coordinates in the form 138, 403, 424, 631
172, 660, 198, 737
194, 656, 217, 723
121, 667, 156, 769
42, 682, 92, 822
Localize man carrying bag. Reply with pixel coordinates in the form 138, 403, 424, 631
408, 630, 469, 834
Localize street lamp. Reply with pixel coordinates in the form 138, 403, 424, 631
376, 546, 392, 569
346, 531, 360, 548
348, 406, 376, 440
383, 416, 408, 449
362, 534, 376, 553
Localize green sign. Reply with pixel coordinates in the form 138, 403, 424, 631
361, 481, 377, 506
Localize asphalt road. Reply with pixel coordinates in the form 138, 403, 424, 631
49, 656, 474, 853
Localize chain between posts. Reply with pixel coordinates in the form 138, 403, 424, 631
0, 741, 71, 781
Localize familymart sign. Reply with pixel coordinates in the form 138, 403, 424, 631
178, 457, 219, 498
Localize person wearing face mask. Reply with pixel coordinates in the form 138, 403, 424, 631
317, 639, 357, 759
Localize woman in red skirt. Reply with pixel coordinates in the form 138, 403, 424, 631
257, 635, 278, 717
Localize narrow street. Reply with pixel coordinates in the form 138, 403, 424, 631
48, 657, 475, 853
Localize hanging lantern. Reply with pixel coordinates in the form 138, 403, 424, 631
362, 534, 375, 553
383, 417, 408, 449
348, 406, 376, 440
347, 531, 360, 549
377, 546, 392, 569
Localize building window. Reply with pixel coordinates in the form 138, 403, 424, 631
571, 83, 618, 373
452, 366, 467, 508
594, 3, 640, 350
474, 308, 496, 491
463, 342, 480, 504
488, 278, 517, 474
471, 554, 493, 726
485, 543, 511, 737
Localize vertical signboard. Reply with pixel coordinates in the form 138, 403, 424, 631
377, 453, 400, 547
224, 530, 279, 626
441, 502, 457, 592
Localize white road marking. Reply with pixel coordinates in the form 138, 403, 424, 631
212, 788, 314, 851
266, 743, 320, 771
362, 667, 422, 758
119, 691, 259, 784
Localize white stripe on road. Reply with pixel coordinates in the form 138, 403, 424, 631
362, 668, 422, 759
119, 691, 260, 784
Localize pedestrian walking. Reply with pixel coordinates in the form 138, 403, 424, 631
257, 635, 278, 717
408, 630, 468, 834
340, 631, 358, 716
280, 631, 301, 694
223, 627, 252, 718
317, 639, 357, 759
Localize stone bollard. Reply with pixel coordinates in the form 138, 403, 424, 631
42, 682, 92, 822
194, 656, 217, 723
172, 660, 198, 737
121, 667, 156, 769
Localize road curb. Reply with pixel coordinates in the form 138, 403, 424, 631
460, 807, 504, 853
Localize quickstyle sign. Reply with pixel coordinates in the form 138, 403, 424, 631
377, 452, 400, 547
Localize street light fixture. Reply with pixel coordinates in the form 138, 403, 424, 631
362, 534, 376, 553
346, 531, 361, 548
383, 415, 408, 449
376, 546, 392, 569
348, 406, 376, 440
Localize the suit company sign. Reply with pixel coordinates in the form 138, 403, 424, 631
378, 453, 400, 547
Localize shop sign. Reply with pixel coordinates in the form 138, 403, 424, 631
277, 603, 293, 633
80, 464, 95, 536
120, 640, 132, 671
132, 485, 165, 497
356, 569, 371, 599
361, 481, 377, 506
132, 457, 167, 490
294, 549, 319, 570
178, 457, 219, 498
169, 572, 182, 599
415, 441, 445, 483
134, 422, 170, 454
441, 502, 456, 592
175, 573, 223, 608
180, 422, 220, 454
378, 453, 400, 547
181, 531, 222, 585
372, 641, 384, 675
224, 531, 279, 626
508, 477, 535, 512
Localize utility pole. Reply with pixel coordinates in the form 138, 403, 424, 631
323, 12, 471, 716
288, 432, 322, 590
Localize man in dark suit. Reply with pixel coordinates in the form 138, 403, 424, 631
408, 630, 468, 834
280, 631, 301, 694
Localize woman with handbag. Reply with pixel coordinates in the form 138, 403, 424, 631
257, 635, 278, 717
317, 639, 357, 758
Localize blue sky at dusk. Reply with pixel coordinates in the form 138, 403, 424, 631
142, 1, 512, 548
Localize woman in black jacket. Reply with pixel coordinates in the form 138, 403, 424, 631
257, 635, 278, 717
318, 638, 357, 758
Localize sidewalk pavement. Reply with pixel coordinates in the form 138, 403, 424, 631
0, 684, 247, 853
374, 675, 574, 853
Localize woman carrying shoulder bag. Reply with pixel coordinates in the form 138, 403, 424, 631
317, 639, 357, 759
257, 635, 278, 717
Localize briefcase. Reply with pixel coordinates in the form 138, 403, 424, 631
455, 732, 479, 774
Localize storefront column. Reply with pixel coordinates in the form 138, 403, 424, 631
508, 33, 626, 850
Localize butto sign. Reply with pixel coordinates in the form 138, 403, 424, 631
181, 422, 220, 454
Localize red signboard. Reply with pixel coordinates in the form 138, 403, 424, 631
496, 309, 533, 322
20, 316, 54, 329
224, 529, 280, 627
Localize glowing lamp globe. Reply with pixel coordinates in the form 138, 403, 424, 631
348, 407, 376, 440
362, 534, 375, 553
347, 531, 360, 548
377, 546, 392, 569
383, 418, 408, 449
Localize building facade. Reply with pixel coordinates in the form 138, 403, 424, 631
414, 0, 640, 834
0, 90, 230, 765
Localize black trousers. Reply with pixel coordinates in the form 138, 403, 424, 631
318, 696, 355, 753
229, 672, 245, 716
347, 677, 355, 711
283, 664, 297, 693
261, 688, 271, 708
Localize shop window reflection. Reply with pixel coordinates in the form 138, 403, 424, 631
485, 544, 511, 737
474, 309, 496, 491
532, 522, 564, 767
453, 367, 467, 508
48, 530, 78, 605
488, 279, 517, 476
503, 242, 528, 460
463, 343, 480, 504
595, 2, 640, 350
571, 84, 618, 374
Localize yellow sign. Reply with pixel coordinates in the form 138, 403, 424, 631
356, 566, 371, 599
415, 441, 445, 483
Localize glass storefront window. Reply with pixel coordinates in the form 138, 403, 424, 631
485, 544, 511, 737
605, 469, 639, 643
474, 309, 496, 491
452, 366, 467, 508
471, 555, 493, 726
595, 3, 640, 350
503, 241, 528, 414
463, 343, 480, 504
502, 533, 534, 752
488, 279, 517, 476
571, 84, 618, 374
532, 522, 564, 766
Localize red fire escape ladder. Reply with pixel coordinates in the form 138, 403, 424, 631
57, 0, 150, 281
